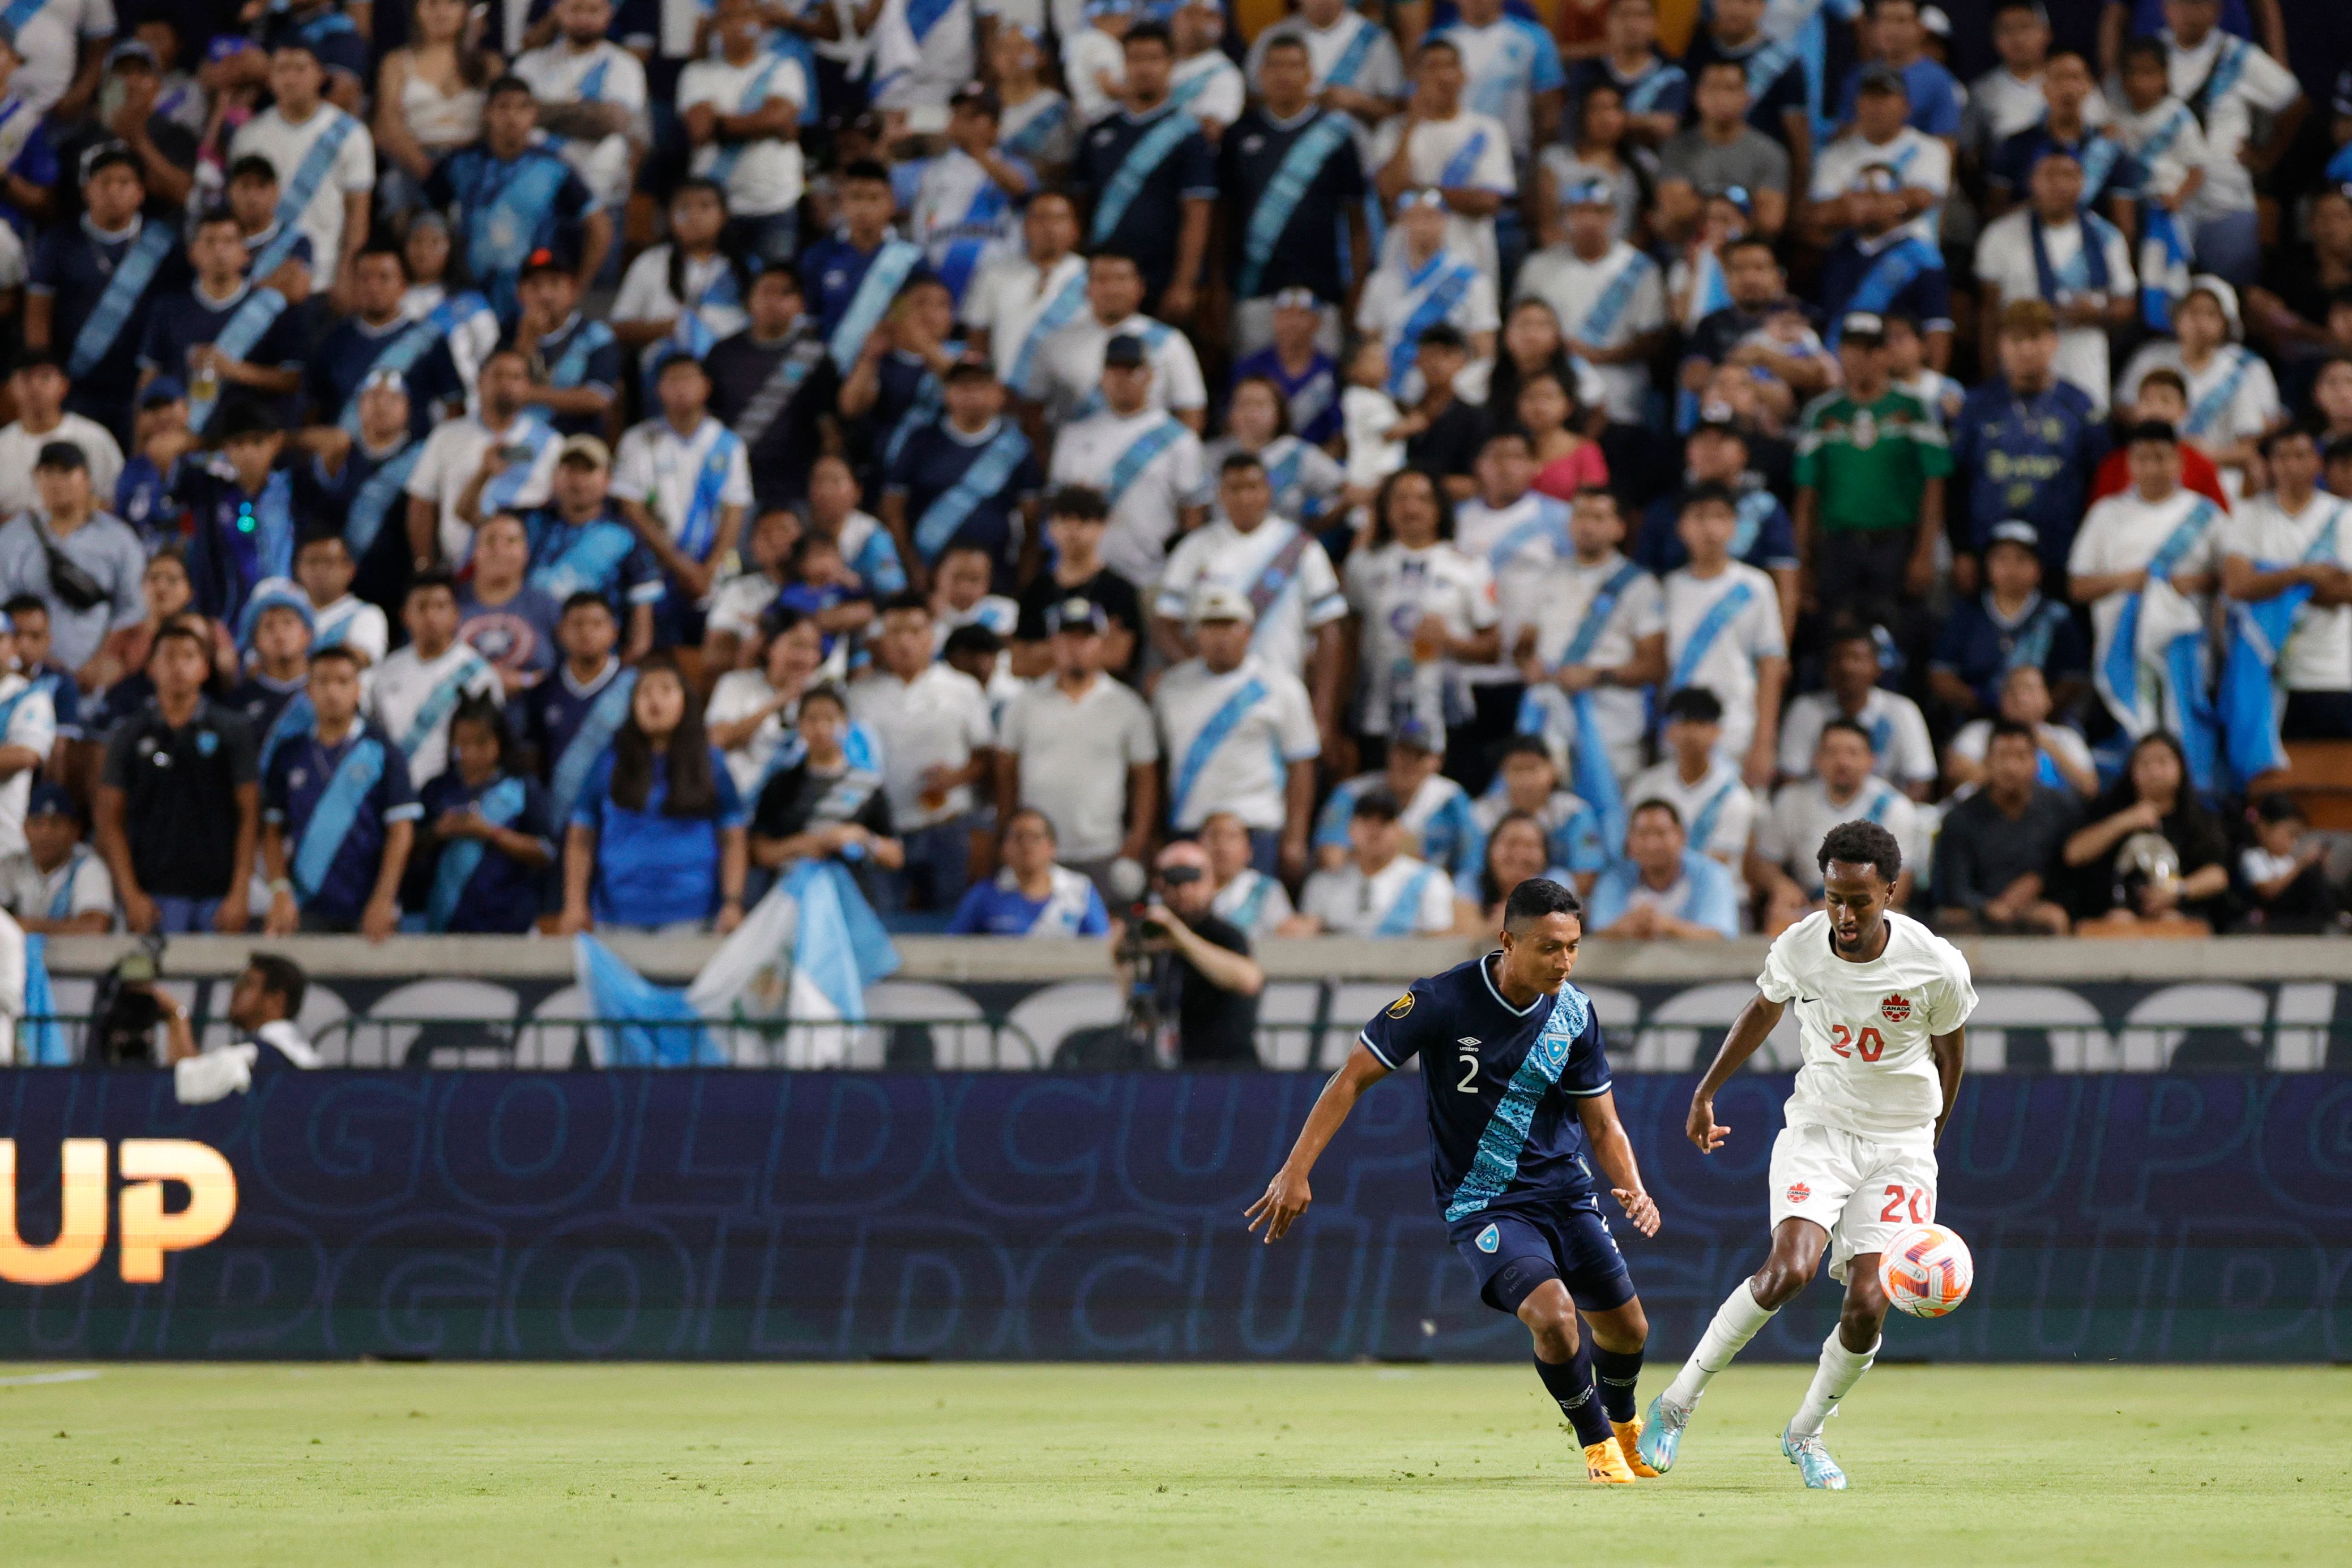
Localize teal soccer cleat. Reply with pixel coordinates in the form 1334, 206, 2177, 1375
1781, 1428, 1848, 1490
1636, 1394, 1688, 1473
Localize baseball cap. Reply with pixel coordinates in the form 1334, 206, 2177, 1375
1391, 718, 1439, 755
1191, 585, 1255, 626
558, 433, 612, 468
1839, 311, 1888, 344
142, 375, 186, 407
33, 441, 86, 471
105, 39, 157, 70
237, 576, 316, 648
1708, 182, 1753, 216
519, 247, 570, 280
950, 81, 1001, 117
1856, 63, 1907, 96
1102, 333, 1149, 369
1988, 520, 2040, 552
25, 781, 71, 819
1047, 597, 1109, 635
1920, 5, 1951, 38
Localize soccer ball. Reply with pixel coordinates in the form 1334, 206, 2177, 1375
1877, 1224, 1974, 1318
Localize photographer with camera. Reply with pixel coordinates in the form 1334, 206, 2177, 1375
165, 953, 320, 1103
1115, 840, 1265, 1067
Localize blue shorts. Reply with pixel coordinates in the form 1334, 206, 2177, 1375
1447, 1200, 1636, 1316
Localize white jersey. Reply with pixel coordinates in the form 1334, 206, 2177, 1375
612, 415, 754, 561
1453, 492, 1570, 685
1244, 11, 1406, 114
1758, 910, 1977, 1143
229, 104, 374, 277
1300, 852, 1456, 937
1026, 310, 1207, 422
1526, 551, 1662, 778
1778, 687, 1936, 790
998, 89, 1077, 170
1363, 109, 1516, 277
1625, 756, 1757, 865
1809, 125, 1950, 243
1062, 26, 1126, 125
1343, 540, 1499, 740
612, 246, 750, 343
0, 415, 122, 518
1967, 66, 2107, 154
367, 641, 499, 787
2164, 28, 2299, 216
1354, 246, 1500, 401
0, 673, 54, 857
1046, 407, 1205, 589
910, 146, 1027, 306
514, 40, 648, 210
870, 0, 977, 111
678, 51, 809, 217
1512, 240, 1666, 422
1154, 517, 1345, 680
0, 842, 112, 927
1755, 775, 1923, 899
2223, 492, 2352, 691
2067, 485, 2223, 673
1436, 14, 1563, 161
1153, 653, 1320, 832
2107, 95, 2205, 204
1211, 866, 1295, 938
1170, 49, 1245, 132
1972, 210, 2136, 415
2116, 341, 2280, 449
967, 251, 1087, 387
405, 413, 561, 567
1660, 561, 1786, 764
310, 593, 390, 667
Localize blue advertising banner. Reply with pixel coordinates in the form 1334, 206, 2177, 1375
1, 1071, 2347, 1362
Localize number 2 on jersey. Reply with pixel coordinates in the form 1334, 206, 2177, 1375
1456, 1050, 1479, 1093
1829, 1023, 1887, 1061
1879, 1184, 1931, 1223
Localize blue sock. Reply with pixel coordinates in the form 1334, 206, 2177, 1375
1534, 1345, 1612, 1447
1591, 1344, 1644, 1424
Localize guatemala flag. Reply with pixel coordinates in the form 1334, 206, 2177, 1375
574, 861, 900, 1067
18, 933, 69, 1065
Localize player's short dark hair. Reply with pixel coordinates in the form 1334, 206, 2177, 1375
1122, 19, 1172, 51
1219, 450, 1266, 477
561, 590, 613, 619
244, 953, 308, 1021
2119, 36, 2167, 74
1497, 734, 1554, 767
1502, 876, 1581, 932
1630, 797, 1682, 829
799, 681, 850, 717
1662, 686, 1724, 725
842, 157, 892, 187
1680, 481, 1738, 514
1261, 33, 1309, 61
1047, 485, 1109, 522
308, 643, 362, 672
1820, 716, 1877, 753
1823, 618, 1879, 656
194, 206, 242, 234
943, 623, 1001, 661
228, 153, 279, 186
1985, 717, 2038, 753
1, 593, 45, 622
407, 567, 459, 604
486, 74, 536, 104
1351, 787, 1402, 823
1818, 819, 1902, 885
881, 590, 932, 619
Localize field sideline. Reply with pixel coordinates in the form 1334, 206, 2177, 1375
3, 1363, 2345, 1566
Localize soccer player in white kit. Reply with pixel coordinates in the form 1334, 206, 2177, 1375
1638, 819, 1974, 1490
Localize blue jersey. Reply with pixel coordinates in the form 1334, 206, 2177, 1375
227, 673, 306, 744
521, 506, 665, 621
1988, 126, 2138, 210
1359, 956, 1614, 1221
263, 720, 422, 928
1230, 345, 1342, 447
571, 745, 747, 928
1073, 105, 1218, 300
416, 768, 555, 934
882, 417, 1042, 578
1216, 106, 1367, 304
944, 872, 1111, 936
506, 313, 621, 438
1928, 590, 2090, 710
424, 144, 599, 318
264, 6, 370, 83
30, 216, 190, 438
1637, 485, 1799, 575
457, 582, 565, 683
138, 283, 308, 437
799, 234, 934, 341
1948, 377, 2106, 572
1819, 233, 1951, 339
305, 315, 455, 438
25, 662, 82, 742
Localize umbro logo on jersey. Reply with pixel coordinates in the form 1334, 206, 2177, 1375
1457, 1036, 1480, 1049
1881, 994, 1913, 1023
1786, 1182, 1811, 1203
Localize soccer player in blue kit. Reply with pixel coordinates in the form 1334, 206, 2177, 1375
1246, 879, 1662, 1484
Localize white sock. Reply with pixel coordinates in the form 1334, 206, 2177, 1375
1662, 1279, 1777, 1409
1788, 1328, 1879, 1437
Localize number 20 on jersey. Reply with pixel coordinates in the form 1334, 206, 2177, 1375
1828, 1023, 1887, 1061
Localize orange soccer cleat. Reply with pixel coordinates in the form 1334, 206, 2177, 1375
1584, 1437, 1637, 1484
1612, 1417, 1660, 1478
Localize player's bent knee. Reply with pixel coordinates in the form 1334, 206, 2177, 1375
1587, 1297, 1647, 1351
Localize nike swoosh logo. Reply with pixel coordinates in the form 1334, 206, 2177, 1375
1799, 996, 1820, 1005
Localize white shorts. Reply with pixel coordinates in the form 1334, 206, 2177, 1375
1766, 1122, 1940, 1283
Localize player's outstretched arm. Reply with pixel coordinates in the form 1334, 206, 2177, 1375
1574, 1090, 1660, 1237
1685, 993, 1787, 1153
1244, 1043, 1391, 1244
1930, 1027, 1965, 1145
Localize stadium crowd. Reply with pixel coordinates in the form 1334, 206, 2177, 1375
0, 0, 2339, 951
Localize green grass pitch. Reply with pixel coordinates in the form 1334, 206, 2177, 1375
4, 1362, 2346, 1566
